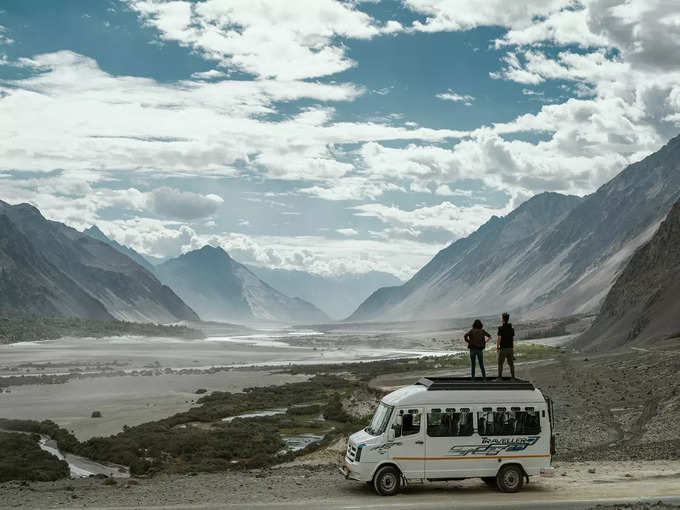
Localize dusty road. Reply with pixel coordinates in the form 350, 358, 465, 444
2, 460, 679, 509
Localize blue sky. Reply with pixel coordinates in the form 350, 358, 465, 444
1, 0, 679, 278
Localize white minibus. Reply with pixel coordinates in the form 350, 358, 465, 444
341, 377, 556, 495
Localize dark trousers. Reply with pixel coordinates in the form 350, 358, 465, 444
498, 347, 515, 378
469, 348, 486, 379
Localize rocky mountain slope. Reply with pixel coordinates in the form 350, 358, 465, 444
155, 246, 330, 324
245, 266, 402, 320
574, 197, 680, 351
83, 226, 155, 273
0, 201, 198, 323
348, 191, 583, 321
349, 134, 680, 322
0, 215, 112, 320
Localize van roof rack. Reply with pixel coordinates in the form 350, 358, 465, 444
416, 376, 535, 391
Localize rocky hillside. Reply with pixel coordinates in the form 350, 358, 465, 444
0, 201, 198, 323
349, 134, 680, 322
574, 198, 680, 351
348, 191, 582, 321
156, 246, 330, 324
0, 215, 112, 320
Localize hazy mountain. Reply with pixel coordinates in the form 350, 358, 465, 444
245, 266, 403, 319
349, 134, 680, 322
0, 201, 199, 323
83, 226, 156, 273
573, 197, 680, 351
155, 246, 330, 324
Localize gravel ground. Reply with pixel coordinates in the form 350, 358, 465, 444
1, 460, 679, 509
523, 348, 680, 461
589, 503, 680, 510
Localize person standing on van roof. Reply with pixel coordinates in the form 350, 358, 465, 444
464, 319, 491, 380
497, 312, 515, 380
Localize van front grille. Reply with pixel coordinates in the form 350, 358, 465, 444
346, 442, 357, 461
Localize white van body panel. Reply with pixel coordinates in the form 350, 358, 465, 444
343, 380, 552, 484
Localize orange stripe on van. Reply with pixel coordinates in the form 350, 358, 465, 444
392, 454, 551, 461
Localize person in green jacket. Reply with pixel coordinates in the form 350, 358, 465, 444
464, 319, 491, 380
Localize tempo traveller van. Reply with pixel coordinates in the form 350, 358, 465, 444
341, 377, 556, 495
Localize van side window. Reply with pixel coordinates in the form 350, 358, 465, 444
477, 408, 542, 436
401, 409, 421, 436
427, 409, 473, 437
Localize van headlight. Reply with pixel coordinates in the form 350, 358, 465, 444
356, 444, 365, 462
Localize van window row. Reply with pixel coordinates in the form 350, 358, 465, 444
398, 408, 541, 437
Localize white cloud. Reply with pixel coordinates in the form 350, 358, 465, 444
0, 25, 13, 45
146, 187, 224, 219
351, 201, 507, 239
0, 51, 467, 185
404, 0, 572, 33
336, 228, 359, 236
435, 184, 472, 196
98, 218, 201, 258
128, 0, 398, 80
299, 177, 404, 201
436, 90, 475, 104
190, 69, 228, 80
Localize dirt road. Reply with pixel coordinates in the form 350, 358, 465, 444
2, 460, 679, 509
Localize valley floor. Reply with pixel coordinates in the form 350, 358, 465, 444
2, 343, 679, 509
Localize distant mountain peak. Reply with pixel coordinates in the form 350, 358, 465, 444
84, 225, 106, 236
180, 244, 231, 261
156, 246, 329, 324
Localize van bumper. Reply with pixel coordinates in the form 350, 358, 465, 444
341, 458, 369, 482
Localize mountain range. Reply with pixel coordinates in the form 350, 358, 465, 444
0, 201, 198, 322
154, 245, 330, 324
349, 134, 680, 323
245, 265, 402, 320
83, 227, 397, 323
574, 196, 680, 351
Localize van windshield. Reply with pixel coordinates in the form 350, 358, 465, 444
365, 402, 393, 436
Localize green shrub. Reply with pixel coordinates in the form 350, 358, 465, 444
0, 432, 70, 482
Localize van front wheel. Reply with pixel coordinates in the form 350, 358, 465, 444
373, 465, 401, 496
496, 464, 524, 493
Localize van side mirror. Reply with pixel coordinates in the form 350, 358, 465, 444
388, 428, 395, 441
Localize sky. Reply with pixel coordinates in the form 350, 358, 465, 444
1, 0, 680, 280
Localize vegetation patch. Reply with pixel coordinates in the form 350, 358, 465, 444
0, 313, 204, 344
0, 375, 369, 477
0, 431, 69, 482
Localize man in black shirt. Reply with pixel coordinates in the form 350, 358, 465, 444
497, 312, 515, 380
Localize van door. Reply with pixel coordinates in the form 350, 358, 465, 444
389, 407, 425, 479
424, 407, 475, 479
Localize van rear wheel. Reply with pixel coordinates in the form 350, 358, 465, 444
373, 465, 401, 496
496, 464, 524, 493
482, 476, 497, 488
